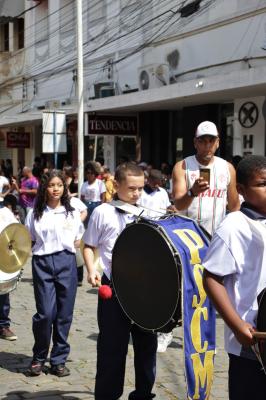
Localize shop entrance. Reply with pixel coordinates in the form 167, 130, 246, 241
86, 135, 137, 172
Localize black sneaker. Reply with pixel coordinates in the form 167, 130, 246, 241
0, 327, 17, 341
27, 361, 44, 376
50, 364, 70, 377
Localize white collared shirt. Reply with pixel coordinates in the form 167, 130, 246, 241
138, 186, 171, 218
25, 206, 83, 255
203, 211, 266, 357
82, 203, 136, 280
0, 206, 18, 231
70, 196, 87, 213
80, 179, 106, 202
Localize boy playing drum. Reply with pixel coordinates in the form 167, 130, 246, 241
83, 162, 157, 400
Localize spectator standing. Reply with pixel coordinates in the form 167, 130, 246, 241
172, 121, 239, 236
13, 167, 39, 214
102, 167, 116, 202
80, 161, 106, 226
5, 159, 13, 180
63, 166, 78, 198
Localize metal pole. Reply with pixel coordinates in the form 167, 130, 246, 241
53, 111, 57, 168
76, 0, 84, 194
93, 135, 98, 161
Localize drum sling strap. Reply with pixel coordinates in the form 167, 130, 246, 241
155, 216, 216, 400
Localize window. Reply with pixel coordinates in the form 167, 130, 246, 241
0, 23, 9, 52
14, 18, 24, 50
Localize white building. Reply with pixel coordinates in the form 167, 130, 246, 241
0, 0, 265, 172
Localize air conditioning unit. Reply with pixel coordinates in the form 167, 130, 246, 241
94, 82, 115, 99
138, 63, 170, 91
45, 99, 60, 109
61, 98, 71, 106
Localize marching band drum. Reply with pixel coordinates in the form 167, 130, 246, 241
111, 213, 216, 400
112, 216, 182, 332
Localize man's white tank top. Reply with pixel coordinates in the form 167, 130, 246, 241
182, 155, 230, 235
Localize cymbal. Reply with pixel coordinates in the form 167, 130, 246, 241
0, 223, 31, 273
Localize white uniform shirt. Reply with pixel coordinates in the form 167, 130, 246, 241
203, 211, 266, 357
138, 187, 171, 219
182, 155, 230, 235
25, 206, 83, 255
70, 196, 87, 213
0, 206, 18, 231
82, 202, 136, 280
80, 179, 106, 202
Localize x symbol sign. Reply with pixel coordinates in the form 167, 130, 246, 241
239, 102, 259, 128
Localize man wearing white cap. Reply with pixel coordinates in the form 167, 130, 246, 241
172, 121, 239, 236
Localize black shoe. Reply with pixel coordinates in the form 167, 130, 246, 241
128, 392, 156, 400
27, 361, 44, 376
50, 364, 70, 377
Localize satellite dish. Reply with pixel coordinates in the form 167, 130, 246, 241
139, 70, 150, 90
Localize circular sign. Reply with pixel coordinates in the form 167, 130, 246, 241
238, 102, 259, 128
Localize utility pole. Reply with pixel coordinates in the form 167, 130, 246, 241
76, 0, 84, 194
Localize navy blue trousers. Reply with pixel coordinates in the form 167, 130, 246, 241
95, 275, 157, 400
32, 250, 77, 366
228, 353, 266, 399
0, 293, 10, 328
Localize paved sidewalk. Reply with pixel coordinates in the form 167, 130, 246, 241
0, 261, 228, 399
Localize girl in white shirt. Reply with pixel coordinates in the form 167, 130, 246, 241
25, 170, 83, 378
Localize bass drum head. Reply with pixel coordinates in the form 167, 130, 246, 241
112, 222, 180, 331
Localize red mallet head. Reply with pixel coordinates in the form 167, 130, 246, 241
98, 285, 112, 300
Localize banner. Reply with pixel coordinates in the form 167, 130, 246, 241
154, 216, 216, 400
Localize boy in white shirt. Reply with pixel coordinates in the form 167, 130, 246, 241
83, 162, 157, 400
203, 155, 266, 399
138, 169, 172, 219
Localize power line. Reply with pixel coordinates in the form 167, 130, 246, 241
0, 0, 218, 115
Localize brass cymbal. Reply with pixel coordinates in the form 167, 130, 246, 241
0, 223, 31, 273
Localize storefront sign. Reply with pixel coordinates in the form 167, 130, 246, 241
6, 132, 30, 148
87, 115, 137, 136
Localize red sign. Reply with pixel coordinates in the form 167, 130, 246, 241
6, 132, 30, 148
88, 115, 137, 136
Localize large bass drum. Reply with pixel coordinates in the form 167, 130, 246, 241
112, 217, 182, 332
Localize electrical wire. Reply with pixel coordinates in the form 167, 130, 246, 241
0, 0, 222, 115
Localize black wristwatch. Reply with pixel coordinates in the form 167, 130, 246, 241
187, 188, 197, 197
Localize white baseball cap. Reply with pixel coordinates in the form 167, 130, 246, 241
195, 121, 218, 138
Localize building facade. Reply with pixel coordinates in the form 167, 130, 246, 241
0, 0, 265, 172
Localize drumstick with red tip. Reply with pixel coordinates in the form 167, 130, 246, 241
95, 280, 113, 299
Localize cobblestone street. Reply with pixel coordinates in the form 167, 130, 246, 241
0, 260, 228, 399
